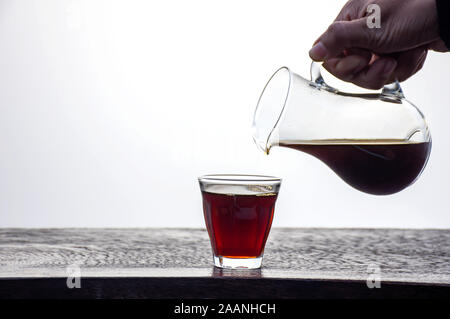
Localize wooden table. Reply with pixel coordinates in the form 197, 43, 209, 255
0, 228, 449, 299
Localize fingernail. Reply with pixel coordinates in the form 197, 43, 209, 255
309, 42, 328, 61
382, 59, 397, 76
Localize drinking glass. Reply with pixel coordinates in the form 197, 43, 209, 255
198, 174, 281, 269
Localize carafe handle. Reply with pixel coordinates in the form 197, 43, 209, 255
310, 61, 405, 101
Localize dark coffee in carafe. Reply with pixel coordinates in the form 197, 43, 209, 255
279, 140, 431, 195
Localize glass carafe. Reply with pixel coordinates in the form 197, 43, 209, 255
252, 62, 432, 195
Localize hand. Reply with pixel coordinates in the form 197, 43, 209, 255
309, 0, 448, 89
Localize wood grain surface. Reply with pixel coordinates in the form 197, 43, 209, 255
0, 228, 449, 298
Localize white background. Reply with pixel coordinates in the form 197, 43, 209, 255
0, 0, 449, 228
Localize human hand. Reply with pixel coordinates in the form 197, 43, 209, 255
309, 0, 448, 89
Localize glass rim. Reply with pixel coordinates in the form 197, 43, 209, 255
198, 174, 281, 183
252, 66, 292, 153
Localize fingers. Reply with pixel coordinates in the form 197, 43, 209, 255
322, 47, 428, 90
309, 19, 371, 61
347, 47, 427, 89
323, 54, 396, 90
322, 49, 372, 82
386, 47, 427, 83
308, 0, 430, 90
346, 57, 397, 90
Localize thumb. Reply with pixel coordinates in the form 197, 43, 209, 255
309, 19, 371, 61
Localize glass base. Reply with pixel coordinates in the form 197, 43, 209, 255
213, 255, 263, 269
